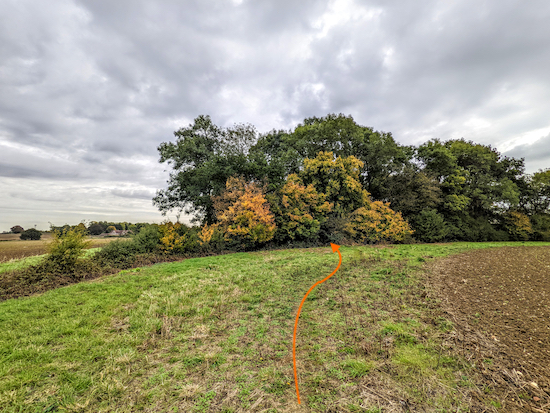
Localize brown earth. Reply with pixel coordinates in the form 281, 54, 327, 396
428, 246, 550, 412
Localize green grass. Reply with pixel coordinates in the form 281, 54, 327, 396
1, 241, 549, 412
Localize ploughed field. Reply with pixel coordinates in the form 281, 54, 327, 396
430, 246, 550, 408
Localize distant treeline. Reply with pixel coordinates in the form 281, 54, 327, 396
152, 114, 549, 245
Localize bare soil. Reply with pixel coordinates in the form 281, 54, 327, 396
428, 246, 550, 412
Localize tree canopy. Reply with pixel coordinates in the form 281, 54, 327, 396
155, 114, 548, 244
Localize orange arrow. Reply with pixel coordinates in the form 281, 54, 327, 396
292, 243, 342, 404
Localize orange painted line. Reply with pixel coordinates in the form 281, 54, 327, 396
292, 243, 342, 404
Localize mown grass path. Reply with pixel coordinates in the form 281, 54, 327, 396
1, 242, 549, 412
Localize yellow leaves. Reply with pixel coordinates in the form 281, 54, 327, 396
345, 201, 413, 243
504, 211, 532, 241
301, 151, 370, 214
158, 222, 185, 252
214, 177, 276, 244
278, 174, 330, 241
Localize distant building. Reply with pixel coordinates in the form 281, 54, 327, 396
104, 230, 132, 237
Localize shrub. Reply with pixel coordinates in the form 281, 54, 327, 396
95, 239, 140, 269
158, 222, 201, 254
198, 224, 226, 252
530, 213, 550, 241
503, 211, 532, 241
345, 201, 413, 244
46, 228, 91, 272
412, 209, 449, 242
11, 225, 24, 234
20, 228, 42, 240
132, 225, 161, 253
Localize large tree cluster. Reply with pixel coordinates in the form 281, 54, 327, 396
154, 114, 550, 244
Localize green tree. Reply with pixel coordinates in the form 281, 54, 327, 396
524, 169, 550, 214
154, 115, 260, 224
251, 114, 409, 199
88, 223, 106, 235
416, 139, 524, 241
20, 228, 41, 240
413, 209, 449, 242
381, 166, 442, 219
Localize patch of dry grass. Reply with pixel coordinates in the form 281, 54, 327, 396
0, 236, 114, 263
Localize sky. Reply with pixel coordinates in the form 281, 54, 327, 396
1, 0, 550, 231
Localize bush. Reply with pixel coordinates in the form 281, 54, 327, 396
345, 201, 413, 244
20, 228, 42, 240
133, 225, 161, 253
503, 211, 532, 241
46, 228, 91, 272
412, 209, 449, 242
95, 239, 140, 269
158, 222, 200, 254
530, 213, 550, 241
198, 224, 227, 252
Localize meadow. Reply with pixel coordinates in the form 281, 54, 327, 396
0, 234, 114, 263
1, 241, 549, 412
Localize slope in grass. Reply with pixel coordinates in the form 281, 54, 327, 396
1, 242, 549, 412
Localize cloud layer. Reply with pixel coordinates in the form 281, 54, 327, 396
1, 0, 550, 230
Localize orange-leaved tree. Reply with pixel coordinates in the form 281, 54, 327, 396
214, 176, 276, 247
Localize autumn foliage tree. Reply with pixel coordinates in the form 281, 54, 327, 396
274, 173, 332, 243
296, 151, 412, 243
213, 177, 276, 248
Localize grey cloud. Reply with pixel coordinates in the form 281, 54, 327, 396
2, 0, 550, 230
505, 135, 550, 170
111, 188, 156, 200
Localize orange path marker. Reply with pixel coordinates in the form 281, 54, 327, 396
292, 243, 342, 404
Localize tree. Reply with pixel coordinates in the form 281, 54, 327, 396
503, 211, 532, 241
416, 139, 524, 241
154, 115, 260, 225
88, 223, 106, 235
412, 209, 449, 242
381, 166, 442, 219
20, 228, 41, 240
299, 151, 369, 216
523, 169, 550, 215
296, 152, 412, 244
213, 177, 276, 247
345, 201, 412, 243
10, 225, 24, 234
251, 114, 410, 199
273, 173, 332, 243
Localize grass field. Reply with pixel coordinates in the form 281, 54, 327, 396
1, 242, 549, 412
0, 236, 116, 263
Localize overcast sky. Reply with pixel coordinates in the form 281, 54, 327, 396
1, 0, 550, 231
